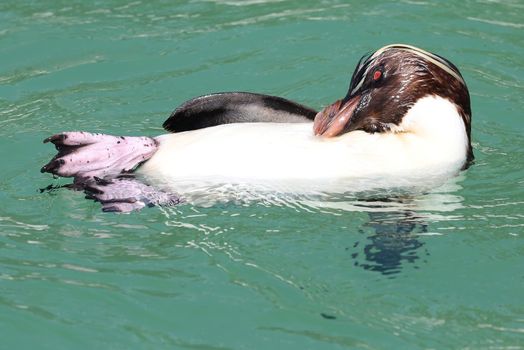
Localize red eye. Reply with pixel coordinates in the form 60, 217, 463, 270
373, 70, 382, 81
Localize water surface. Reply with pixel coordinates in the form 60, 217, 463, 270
1, 1, 523, 349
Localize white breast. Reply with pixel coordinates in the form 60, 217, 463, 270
137, 96, 468, 197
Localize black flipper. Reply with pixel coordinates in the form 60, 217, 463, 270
163, 92, 318, 133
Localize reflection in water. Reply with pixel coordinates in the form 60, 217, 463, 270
160, 177, 465, 277
301, 179, 464, 277
37, 178, 465, 278
353, 209, 429, 276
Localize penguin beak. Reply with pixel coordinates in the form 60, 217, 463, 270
313, 95, 361, 137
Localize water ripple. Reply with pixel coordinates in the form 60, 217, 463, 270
467, 16, 524, 29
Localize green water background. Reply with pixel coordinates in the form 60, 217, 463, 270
1, 1, 523, 349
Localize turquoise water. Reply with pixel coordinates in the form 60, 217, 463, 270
1, 1, 523, 348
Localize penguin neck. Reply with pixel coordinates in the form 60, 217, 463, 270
396, 95, 469, 164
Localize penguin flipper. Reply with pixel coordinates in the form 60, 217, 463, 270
162, 92, 317, 133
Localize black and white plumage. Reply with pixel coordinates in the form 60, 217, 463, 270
41, 44, 473, 212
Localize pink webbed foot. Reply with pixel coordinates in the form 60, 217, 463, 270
84, 177, 183, 213
41, 131, 182, 212
41, 131, 158, 181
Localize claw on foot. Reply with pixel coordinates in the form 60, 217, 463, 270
40, 158, 65, 173
43, 133, 67, 144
